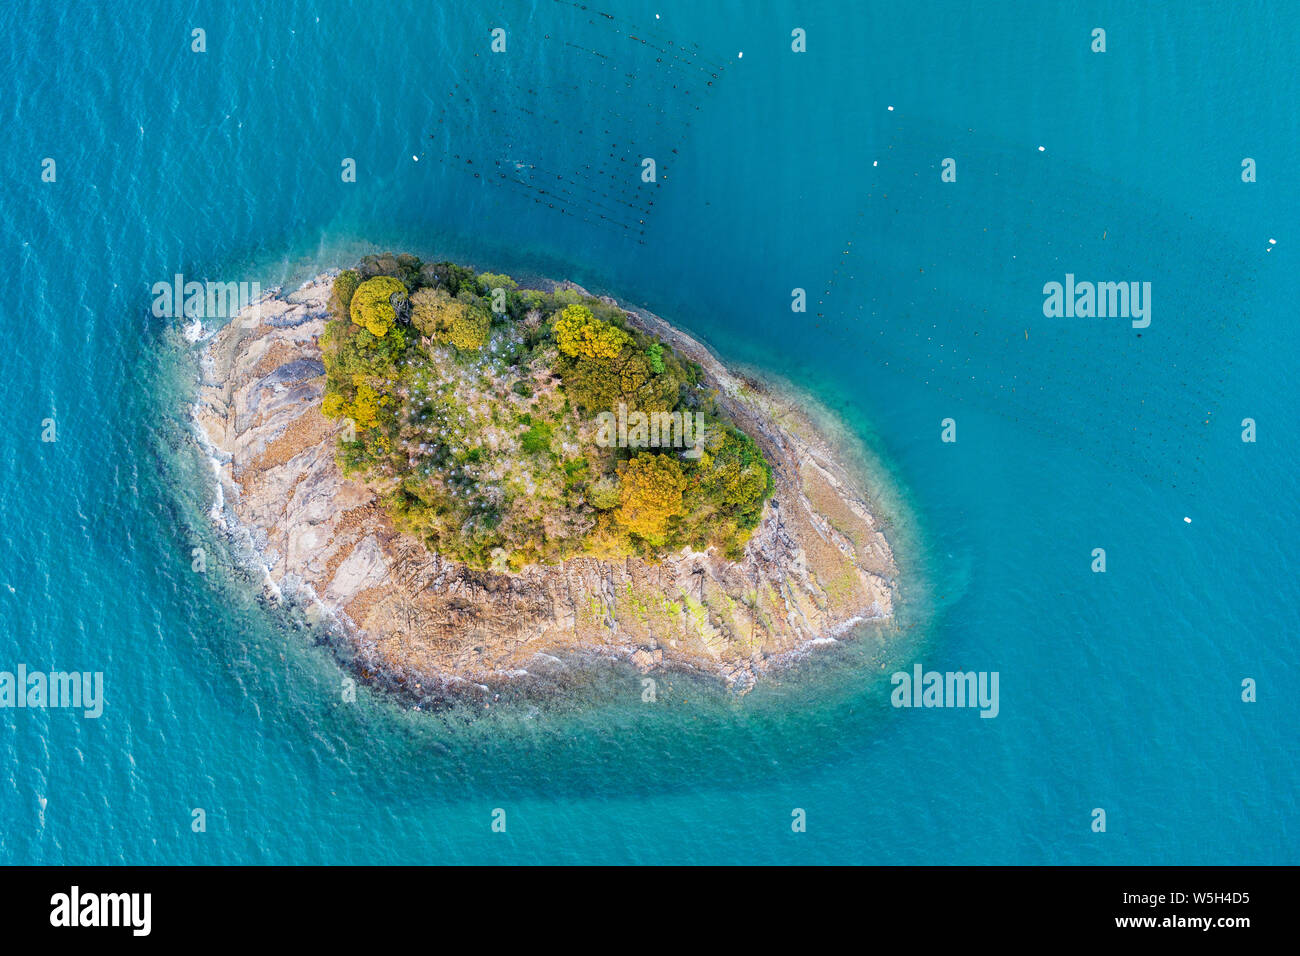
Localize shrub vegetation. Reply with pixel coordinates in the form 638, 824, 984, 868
319, 253, 773, 570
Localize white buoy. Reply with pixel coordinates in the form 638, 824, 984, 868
737, 51, 743, 58
1037, 145, 1046, 152
872, 160, 878, 167
1183, 517, 1192, 524
1269, 238, 1277, 244
887, 105, 894, 111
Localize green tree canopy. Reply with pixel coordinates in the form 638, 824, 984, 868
331, 269, 361, 319
411, 287, 489, 350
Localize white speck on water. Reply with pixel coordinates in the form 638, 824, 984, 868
1184, 516, 1192, 524
1037, 145, 1046, 152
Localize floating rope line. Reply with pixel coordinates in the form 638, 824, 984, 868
426, 8, 720, 245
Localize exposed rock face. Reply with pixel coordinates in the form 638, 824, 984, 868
194, 274, 896, 695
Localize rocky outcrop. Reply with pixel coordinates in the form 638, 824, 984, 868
193, 274, 896, 696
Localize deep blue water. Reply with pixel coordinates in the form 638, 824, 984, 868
1, 0, 1296, 864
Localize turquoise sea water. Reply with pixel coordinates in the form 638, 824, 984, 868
1, 0, 1296, 864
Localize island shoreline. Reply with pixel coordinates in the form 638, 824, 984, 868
189, 267, 899, 704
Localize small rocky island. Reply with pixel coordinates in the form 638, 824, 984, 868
194, 254, 896, 697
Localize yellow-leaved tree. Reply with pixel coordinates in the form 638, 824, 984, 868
349, 276, 407, 338
553, 304, 630, 360
448, 309, 490, 351
615, 453, 687, 541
